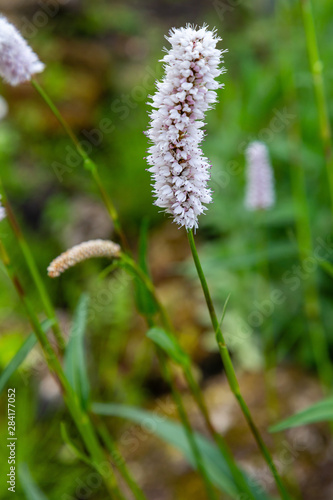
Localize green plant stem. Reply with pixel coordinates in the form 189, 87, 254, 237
0, 185, 65, 352
277, 0, 333, 390
31, 78, 129, 252
96, 419, 148, 500
156, 349, 218, 500
255, 215, 280, 422
299, 0, 333, 214
187, 229, 291, 500
122, 254, 256, 499
0, 241, 128, 500
183, 366, 257, 500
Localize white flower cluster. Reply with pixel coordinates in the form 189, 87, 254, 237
146, 25, 225, 230
244, 141, 275, 211
0, 15, 44, 86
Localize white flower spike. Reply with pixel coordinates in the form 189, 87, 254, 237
146, 25, 226, 230
244, 141, 275, 211
0, 15, 44, 86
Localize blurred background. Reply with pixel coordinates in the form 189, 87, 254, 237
0, 0, 333, 498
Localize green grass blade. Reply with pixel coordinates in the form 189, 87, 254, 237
318, 259, 333, 279
135, 218, 158, 316
146, 327, 190, 367
18, 463, 49, 500
270, 397, 333, 432
64, 293, 90, 410
0, 319, 54, 394
92, 402, 271, 500
60, 422, 96, 468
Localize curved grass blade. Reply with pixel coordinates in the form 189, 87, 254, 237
0, 319, 54, 394
60, 422, 96, 468
64, 293, 90, 410
146, 327, 190, 367
270, 397, 333, 432
92, 402, 271, 500
18, 463, 48, 500
135, 218, 158, 317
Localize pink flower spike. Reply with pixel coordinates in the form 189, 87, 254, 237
146, 25, 226, 230
244, 141, 275, 211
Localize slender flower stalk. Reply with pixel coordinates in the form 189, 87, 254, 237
277, 0, 333, 390
146, 25, 226, 230
187, 230, 291, 500
0, 184, 65, 351
48, 243, 219, 496
47, 239, 121, 278
30, 79, 129, 252
158, 349, 218, 500
244, 142, 279, 419
0, 240, 126, 499
299, 0, 333, 215
122, 254, 257, 499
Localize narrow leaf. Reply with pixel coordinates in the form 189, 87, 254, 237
92, 403, 271, 500
318, 259, 333, 279
135, 218, 158, 316
18, 463, 49, 500
0, 319, 54, 394
64, 294, 90, 410
270, 397, 333, 432
219, 292, 231, 329
146, 327, 190, 367
60, 422, 95, 468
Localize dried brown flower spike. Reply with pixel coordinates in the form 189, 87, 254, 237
47, 239, 121, 278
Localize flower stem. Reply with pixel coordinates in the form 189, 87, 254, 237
122, 254, 256, 499
299, 0, 333, 214
0, 183, 65, 351
95, 419, 148, 500
31, 78, 129, 252
157, 349, 218, 500
187, 229, 291, 500
0, 240, 126, 499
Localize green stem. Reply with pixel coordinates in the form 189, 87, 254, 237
157, 349, 218, 500
299, 0, 333, 214
122, 254, 256, 499
187, 229, 291, 500
183, 366, 257, 500
0, 185, 65, 351
120, 257, 217, 497
31, 78, 129, 252
0, 240, 126, 499
255, 215, 280, 421
96, 419, 148, 500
